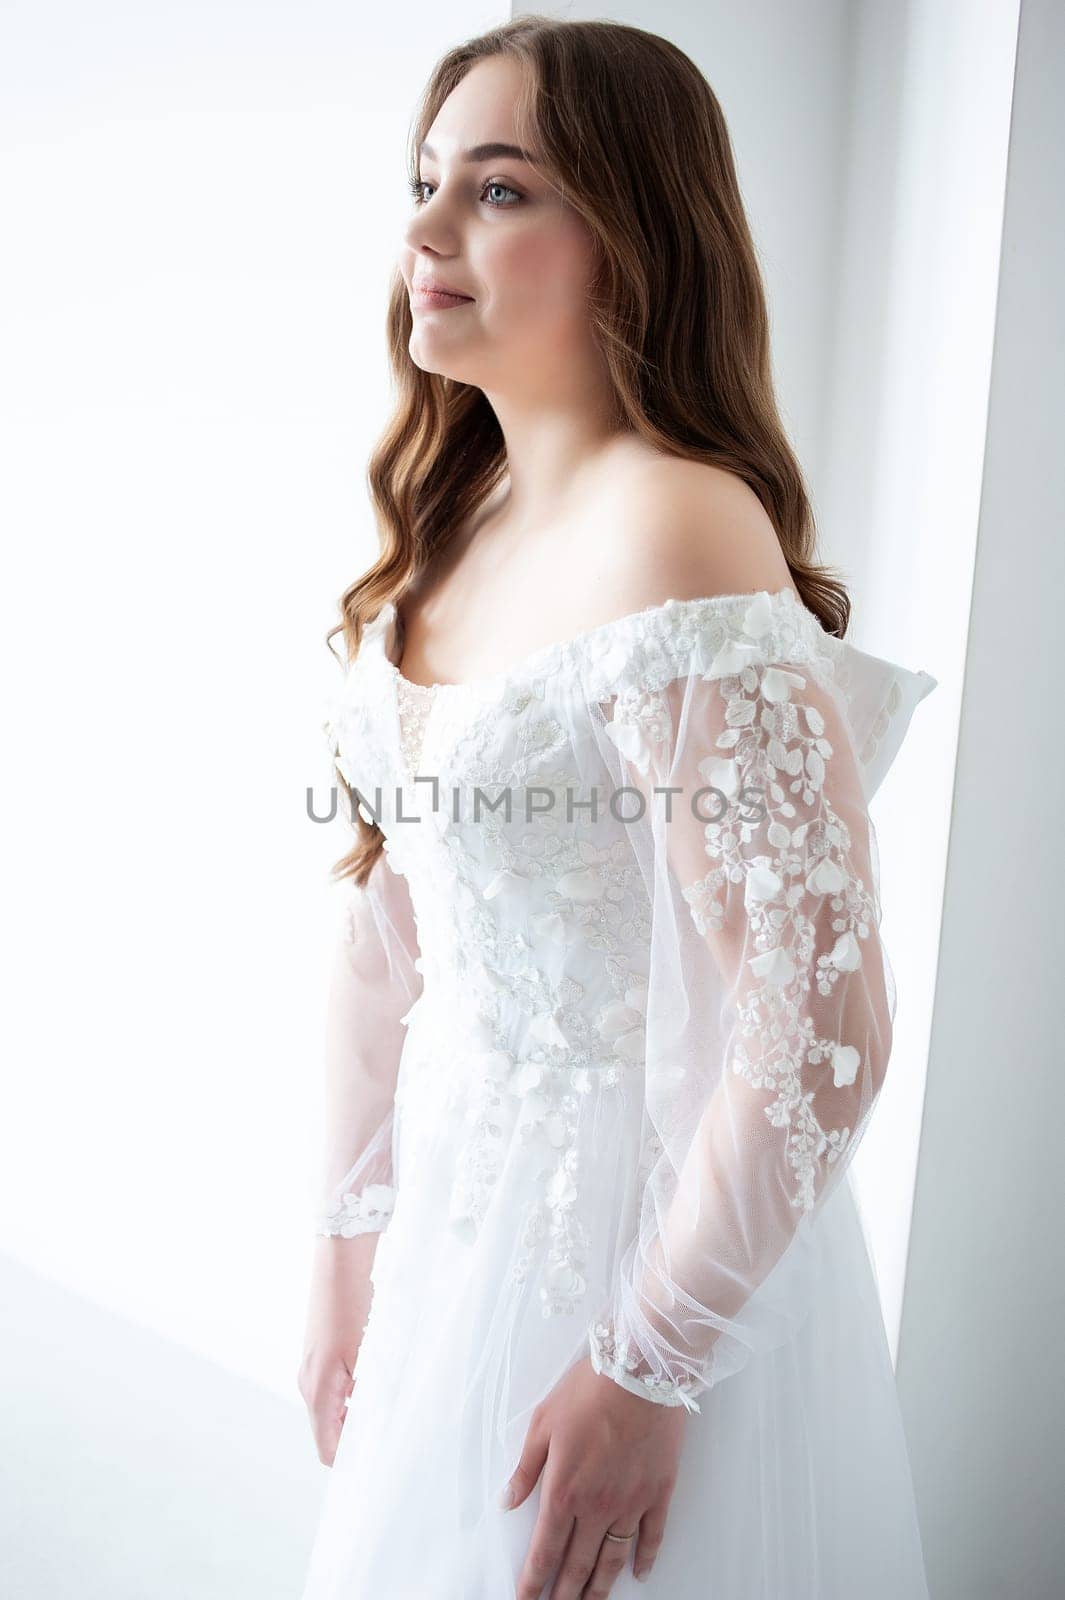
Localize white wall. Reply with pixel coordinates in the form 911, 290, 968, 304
819, 0, 1018, 1355
896, 0, 1065, 1593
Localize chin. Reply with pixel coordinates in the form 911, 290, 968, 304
408, 341, 480, 386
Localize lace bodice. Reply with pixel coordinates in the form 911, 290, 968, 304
393, 672, 439, 773
316, 589, 937, 1414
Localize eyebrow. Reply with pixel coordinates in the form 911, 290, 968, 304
418, 141, 534, 164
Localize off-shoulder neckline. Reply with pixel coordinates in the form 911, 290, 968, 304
375, 585, 822, 695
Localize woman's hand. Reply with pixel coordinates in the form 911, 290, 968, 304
502, 1354, 686, 1597
297, 1233, 378, 1465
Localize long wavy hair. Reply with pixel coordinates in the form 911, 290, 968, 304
327, 14, 851, 888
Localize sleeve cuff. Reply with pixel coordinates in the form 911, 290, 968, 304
587, 1319, 704, 1415
314, 1182, 396, 1238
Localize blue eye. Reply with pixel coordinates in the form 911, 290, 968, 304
407, 176, 523, 209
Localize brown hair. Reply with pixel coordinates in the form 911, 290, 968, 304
327, 14, 851, 887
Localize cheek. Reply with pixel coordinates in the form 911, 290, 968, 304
481, 219, 596, 328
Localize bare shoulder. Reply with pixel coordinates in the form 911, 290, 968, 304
590, 450, 797, 612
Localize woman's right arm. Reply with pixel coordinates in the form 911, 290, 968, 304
298, 844, 423, 1465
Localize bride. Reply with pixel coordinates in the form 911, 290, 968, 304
297, 15, 934, 1598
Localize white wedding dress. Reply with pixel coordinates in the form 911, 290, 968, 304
300, 587, 936, 1599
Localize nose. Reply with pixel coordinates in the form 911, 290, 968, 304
402, 188, 461, 258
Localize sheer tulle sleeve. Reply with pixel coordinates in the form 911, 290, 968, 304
583, 595, 930, 1412
313, 659, 423, 1239
312, 847, 423, 1237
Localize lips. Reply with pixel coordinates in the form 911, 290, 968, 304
413, 278, 472, 297
412, 279, 474, 307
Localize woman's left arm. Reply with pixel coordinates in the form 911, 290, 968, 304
581, 651, 893, 1416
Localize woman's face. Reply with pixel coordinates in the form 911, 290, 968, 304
398, 55, 600, 395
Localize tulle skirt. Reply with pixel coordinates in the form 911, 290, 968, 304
299, 1019, 930, 1600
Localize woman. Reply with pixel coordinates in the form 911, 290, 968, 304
298, 16, 936, 1598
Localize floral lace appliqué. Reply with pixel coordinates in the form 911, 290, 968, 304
607, 627, 875, 1216
315, 1182, 396, 1239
